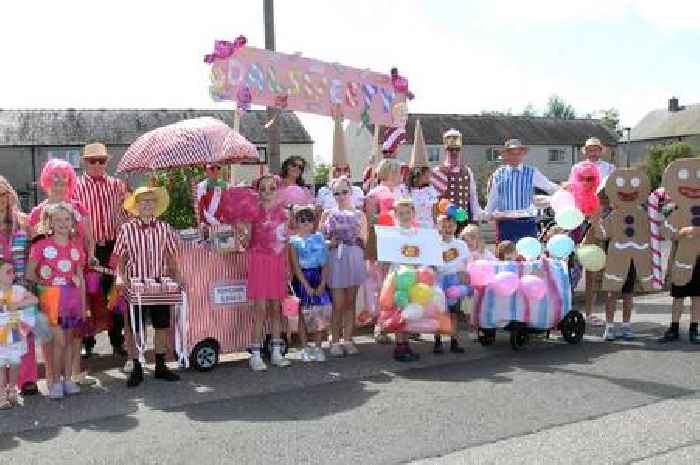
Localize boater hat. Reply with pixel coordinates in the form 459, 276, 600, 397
443, 129, 462, 149
82, 142, 110, 159
498, 138, 528, 153
582, 137, 605, 155
123, 186, 170, 217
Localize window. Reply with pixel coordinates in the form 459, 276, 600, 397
48, 149, 81, 168
485, 147, 500, 163
428, 147, 440, 163
548, 148, 567, 164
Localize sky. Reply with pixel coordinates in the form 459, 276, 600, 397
1, 0, 699, 163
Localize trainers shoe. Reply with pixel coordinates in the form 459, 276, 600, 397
300, 348, 315, 363
657, 328, 680, 343
249, 353, 267, 371
330, 343, 345, 357
63, 381, 81, 396
271, 350, 291, 367
48, 383, 64, 400
342, 342, 359, 356
621, 326, 634, 341
313, 347, 327, 362
690, 329, 700, 345
603, 326, 616, 341
123, 360, 134, 373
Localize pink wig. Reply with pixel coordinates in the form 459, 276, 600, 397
568, 161, 601, 216
39, 158, 77, 200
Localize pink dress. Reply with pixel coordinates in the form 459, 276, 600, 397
246, 204, 289, 300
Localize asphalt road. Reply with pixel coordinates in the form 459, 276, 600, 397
0, 294, 698, 465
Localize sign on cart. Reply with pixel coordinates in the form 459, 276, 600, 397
212, 282, 248, 305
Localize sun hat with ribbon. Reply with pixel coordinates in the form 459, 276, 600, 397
82, 142, 110, 159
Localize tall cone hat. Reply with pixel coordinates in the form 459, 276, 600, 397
409, 119, 428, 168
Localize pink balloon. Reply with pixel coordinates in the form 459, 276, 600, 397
466, 260, 496, 287
550, 190, 576, 213
277, 185, 310, 207
417, 267, 436, 286
491, 271, 520, 297
519, 275, 546, 302
423, 303, 440, 318
446, 286, 462, 300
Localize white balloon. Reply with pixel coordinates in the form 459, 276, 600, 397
401, 303, 424, 321
550, 190, 576, 213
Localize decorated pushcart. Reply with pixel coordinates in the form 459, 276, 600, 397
470, 258, 585, 350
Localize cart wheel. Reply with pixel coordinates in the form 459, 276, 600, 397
561, 310, 585, 344
478, 328, 496, 346
510, 325, 529, 351
189, 340, 219, 372
262, 334, 289, 360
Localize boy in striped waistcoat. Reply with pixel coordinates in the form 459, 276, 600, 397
486, 139, 560, 243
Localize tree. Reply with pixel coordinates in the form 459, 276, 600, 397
644, 142, 698, 190
521, 103, 538, 117
544, 95, 576, 119
595, 108, 621, 133
475, 161, 500, 206
314, 162, 330, 187
154, 167, 201, 229
480, 109, 513, 116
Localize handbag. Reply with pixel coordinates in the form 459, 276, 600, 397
281, 282, 300, 317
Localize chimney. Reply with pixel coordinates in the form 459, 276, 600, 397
668, 97, 680, 112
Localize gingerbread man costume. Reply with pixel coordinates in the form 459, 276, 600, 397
661, 158, 700, 286
595, 168, 655, 292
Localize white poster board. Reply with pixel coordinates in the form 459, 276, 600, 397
375, 226, 443, 266
211, 281, 248, 306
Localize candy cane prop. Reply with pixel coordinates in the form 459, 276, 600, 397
647, 187, 669, 289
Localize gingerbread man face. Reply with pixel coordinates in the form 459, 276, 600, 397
605, 168, 651, 209
662, 158, 700, 218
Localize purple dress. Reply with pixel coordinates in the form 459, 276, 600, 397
324, 209, 367, 289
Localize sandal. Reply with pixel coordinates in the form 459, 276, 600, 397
0, 390, 11, 410
7, 387, 18, 406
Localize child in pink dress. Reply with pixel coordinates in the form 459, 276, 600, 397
27, 202, 87, 400
244, 175, 291, 371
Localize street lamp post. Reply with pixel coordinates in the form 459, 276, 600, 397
264, 0, 281, 173
624, 127, 631, 167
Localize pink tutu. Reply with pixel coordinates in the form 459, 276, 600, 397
247, 251, 288, 300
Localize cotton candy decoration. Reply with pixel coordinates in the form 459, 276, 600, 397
519, 275, 546, 302
516, 237, 542, 260
491, 271, 519, 297
219, 187, 260, 223
568, 160, 601, 216
276, 185, 310, 207
466, 260, 496, 287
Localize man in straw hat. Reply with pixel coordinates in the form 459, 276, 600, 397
581, 137, 615, 189
486, 138, 559, 243
431, 129, 484, 226
73, 143, 129, 361
316, 117, 365, 211
113, 186, 181, 387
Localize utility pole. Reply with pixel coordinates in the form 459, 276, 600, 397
624, 127, 631, 167
264, 0, 281, 173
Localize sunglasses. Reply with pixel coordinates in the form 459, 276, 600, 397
333, 190, 350, 197
88, 159, 107, 165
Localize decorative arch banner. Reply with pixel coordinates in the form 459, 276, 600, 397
205, 37, 408, 127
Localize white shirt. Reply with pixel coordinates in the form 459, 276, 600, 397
485, 164, 559, 216
409, 185, 439, 228
438, 238, 470, 275
316, 185, 365, 211
367, 184, 409, 203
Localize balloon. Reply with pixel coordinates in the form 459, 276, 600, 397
491, 271, 520, 297
401, 303, 424, 321
519, 275, 546, 302
377, 211, 395, 226
383, 314, 406, 332
379, 273, 396, 309
409, 283, 433, 305
435, 313, 453, 334
394, 289, 410, 308
424, 303, 440, 318
455, 208, 467, 222
447, 205, 458, 217
516, 237, 542, 260
416, 267, 436, 286
576, 244, 607, 272
395, 267, 417, 290
446, 286, 462, 300
555, 208, 584, 230
547, 234, 575, 259
438, 199, 450, 214
466, 260, 496, 287
550, 190, 576, 213
404, 318, 438, 333
431, 286, 447, 310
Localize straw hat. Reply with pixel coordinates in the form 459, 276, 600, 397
409, 119, 428, 168
123, 186, 170, 217
498, 138, 528, 153
332, 117, 349, 168
582, 137, 605, 154
83, 142, 110, 159
443, 129, 462, 149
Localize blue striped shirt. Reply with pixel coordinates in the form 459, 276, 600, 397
486, 164, 558, 214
